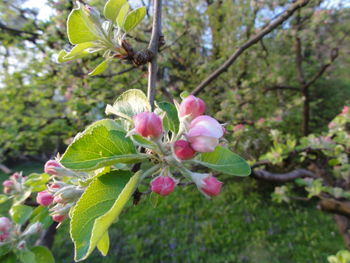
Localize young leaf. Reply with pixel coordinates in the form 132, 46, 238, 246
116, 2, 130, 29
195, 146, 251, 176
31, 246, 55, 263
123, 7, 146, 32
67, 4, 99, 45
97, 231, 110, 256
88, 59, 109, 76
30, 206, 52, 229
60, 124, 147, 171
103, 0, 126, 23
10, 205, 33, 225
105, 89, 151, 119
18, 250, 36, 263
156, 102, 179, 133
131, 135, 158, 150
63, 42, 96, 60
70, 170, 140, 261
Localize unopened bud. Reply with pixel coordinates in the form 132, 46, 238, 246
52, 214, 66, 223
190, 173, 223, 197
17, 240, 26, 250
174, 140, 196, 160
36, 191, 54, 206
0, 232, 9, 242
179, 95, 205, 120
44, 160, 62, 175
151, 175, 177, 196
0, 217, 12, 232
133, 112, 163, 138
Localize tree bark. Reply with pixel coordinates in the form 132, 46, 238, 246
334, 214, 350, 250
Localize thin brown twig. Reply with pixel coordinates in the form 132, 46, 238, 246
191, 0, 311, 95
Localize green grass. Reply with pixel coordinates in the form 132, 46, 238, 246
0, 164, 344, 262
52, 178, 343, 263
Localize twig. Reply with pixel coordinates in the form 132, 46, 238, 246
251, 168, 315, 182
191, 0, 311, 95
147, 0, 163, 109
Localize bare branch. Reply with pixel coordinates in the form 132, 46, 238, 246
147, 0, 163, 109
191, 0, 311, 95
319, 198, 350, 218
251, 168, 315, 182
264, 85, 301, 93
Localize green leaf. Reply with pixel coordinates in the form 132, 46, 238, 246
0, 244, 11, 258
30, 206, 52, 229
123, 7, 146, 32
88, 59, 109, 76
97, 231, 109, 256
24, 173, 50, 192
0, 253, 17, 263
10, 205, 33, 225
156, 102, 179, 133
105, 89, 151, 119
116, 2, 130, 29
103, 0, 126, 23
196, 146, 251, 176
131, 135, 158, 150
60, 124, 147, 171
31, 246, 55, 263
63, 42, 96, 60
67, 4, 100, 45
18, 250, 36, 263
70, 170, 140, 261
0, 194, 9, 204
13, 190, 32, 206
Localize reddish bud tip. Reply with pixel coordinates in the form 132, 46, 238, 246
151, 175, 176, 196
133, 112, 163, 138
52, 214, 66, 223
0, 232, 9, 242
44, 160, 62, 175
36, 191, 54, 206
201, 175, 222, 197
0, 217, 12, 232
179, 95, 206, 120
174, 140, 196, 160
2, 180, 13, 188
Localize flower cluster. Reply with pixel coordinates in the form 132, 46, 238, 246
130, 95, 224, 197
37, 160, 85, 223
2, 172, 23, 195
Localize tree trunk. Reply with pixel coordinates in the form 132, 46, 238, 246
334, 214, 350, 250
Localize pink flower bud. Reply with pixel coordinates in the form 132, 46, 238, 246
341, 106, 349, 116
174, 140, 196, 160
52, 214, 66, 222
36, 191, 54, 206
2, 180, 13, 188
10, 172, 21, 180
0, 217, 12, 232
44, 160, 62, 175
187, 115, 224, 152
134, 112, 163, 138
151, 175, 177, 196
0, 232, 9, 242
257, 118, 265, 125
201, 175, 223, 196
179, 95, 206, 120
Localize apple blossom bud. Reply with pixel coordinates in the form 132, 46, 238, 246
133, 112, 163, 138
52, 214, 66, 223
17, 240, 26, 249
0, 232, 9, 242
36, 191, 54, 206
0, 217, 12, 232
201, 175, 223, 196
187, 115, 224, 152
233, 124, 245, 132
22, 222, 42, 236
10, 172, 21, 180
44, 160, 62, 175
174, 140, 196, 160
151, 175, 177, 196
2, 180, 13, 188
179, 95, 205, 120
341, 106, 349, 116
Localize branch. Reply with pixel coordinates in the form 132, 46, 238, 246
191, 0, 311, 95
0, 21, 40, 42
302, 48, 339, 90
251, 168, 315, 182
147, 0, 163, 109
319, 198, 350, 218
264, 85, 301, 93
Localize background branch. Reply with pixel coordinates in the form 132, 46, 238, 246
191, 0, 310, 95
